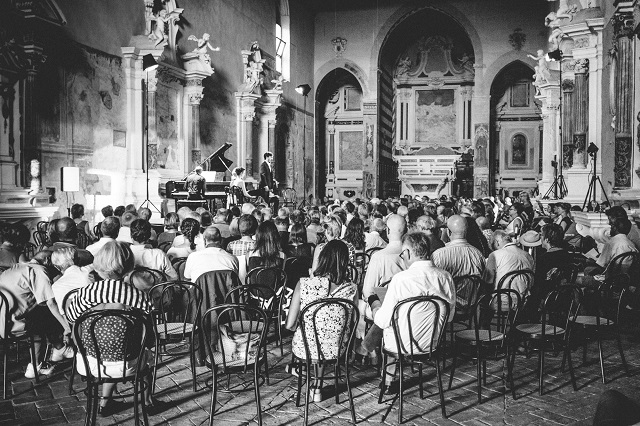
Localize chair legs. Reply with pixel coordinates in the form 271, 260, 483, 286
209, 367, 218, 426
435, 358, 447, 418
2, 343, 7, 400
253, 362, 262, 426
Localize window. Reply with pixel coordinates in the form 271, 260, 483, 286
511, 134, 527, 165
275, 23, 285, 73
275, 0, 290, 80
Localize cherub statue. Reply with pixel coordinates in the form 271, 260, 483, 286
271, 75, 285, 91
548, 28, 564, 51
544, 0, 577, 28
250, 41, 262, 64
396, 56, 411, 77
149, 8, 181, 47
188, 33, 220, 66
528, 50, 552, 85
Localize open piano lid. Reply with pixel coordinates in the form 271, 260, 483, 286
183, 143, 233, 179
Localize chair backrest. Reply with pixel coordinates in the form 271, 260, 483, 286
201, 303, 268, 371
390, 295, 450, 357
127, 267, 166, 291
246, 266, 286, 290
76, 232, 90, 249
61, 288, 80, 321
73, 308, 149, 381
472, 289, 521, 346
539, 286, 581, 339
170, 257, 188, 281
32, 230, 47, 248
604, 251, 639, 278
224, 284, 277, 314
158, 241, 173, 253
497, 269, 534, 300
283, 256, 311, 288
453, 274, 485, 318
149, 281, 203, 339
578, 274, 630, 328
0, 291, 11, 339
36, 221, 48, 234
195, 270, 241, 309
22, 242, 37, 261
346, 264, 359, 287
353, 252, 370, 285
283, 188, 296, 203
93, 223, 103, 240
365, 247, 383, 258
299, 297, 359, 362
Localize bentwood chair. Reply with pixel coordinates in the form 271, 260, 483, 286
61, 289, 81, 396
444, 275, 485, 367
572, 275, 631, 384
73, 308, 151, 426
379, 295, 450, 422
128, 267, 166, 292
292, 298, 359, 426
201, 304, 269, 426
448, 289, 521, 403
513, 286, 580, 397
149, 282, 203, 394
0, 292, 40, 398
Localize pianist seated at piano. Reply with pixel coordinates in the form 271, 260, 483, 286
186, 166, 206, 200
228, 167, 258, 206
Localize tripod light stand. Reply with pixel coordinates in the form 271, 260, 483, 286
296, 83, 311, 208
542, 48, 567, 199
140, 54, 160, 213
582, 142, 609, 210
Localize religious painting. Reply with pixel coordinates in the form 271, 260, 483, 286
156, 83, 182, 171
415, 89, 456, 145
474, 124, 489, 168
339, 131, 363, 170
344, 87, 362, 111
511, 134, 527, 165
510, 82, 530, 107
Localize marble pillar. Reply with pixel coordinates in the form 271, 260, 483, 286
0, 84, 18, 189
235, 92, 260, 181
572, 60, 589, 169
255, 90, 282, 183
146, 70, 158, 170
362, 100, 377, 199
471, 90, 490, 198
21, 47, 46, 189
184, 74, 207, 170
536, 82, 561, 196
562, 79, 574, 170
614, 21, 634, 188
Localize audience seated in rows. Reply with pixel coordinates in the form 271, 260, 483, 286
184, 226, 239, 282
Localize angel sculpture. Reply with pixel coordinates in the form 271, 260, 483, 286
528, 50, 552, 86
544, 0, 577, 28
271, 75, 285, 91
396, 57, 411, 77
188, 33, 220, 66
149, 9, 181, 47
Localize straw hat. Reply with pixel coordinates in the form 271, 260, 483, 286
519, 230, 542, 247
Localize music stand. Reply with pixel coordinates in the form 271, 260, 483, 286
582, 143, 609, 210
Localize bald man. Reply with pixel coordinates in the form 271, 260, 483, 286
432, 215, 485, 279
363, 214, 407, 316
183, 226, 239, 282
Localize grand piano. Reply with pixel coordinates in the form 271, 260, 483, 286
163, 143, 234, 210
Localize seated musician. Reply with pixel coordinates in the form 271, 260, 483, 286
229, 167, 255, 205
186, 166, 206, 200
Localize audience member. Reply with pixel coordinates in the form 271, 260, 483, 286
247, 220, 285, 270
167, 218, 200, 260
285, 223, 313, 258
227, 214, 258, 256
86, 216, 120, 256
157, 212, 180, 246
365, 218, 388, 251
116, 212, 137, 244
415, 215, 445, 253
184, 226, 239, 282
129, 219, 177, 289
484, 230, 534, 297
0, 223, 29, 267
432, 215, 485, 278
344, 217, 366, 253
51, 218, 93, 266
51, 247, 93, 315
212, 209, 230, 238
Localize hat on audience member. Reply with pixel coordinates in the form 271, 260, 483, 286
519, 230, 542, 247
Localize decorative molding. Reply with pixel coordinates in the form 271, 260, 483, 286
561, 79, 575, 92
188, 92, 203, 104
573, 37, 590, 49
185, 79, 202, 87
156, 66, 184, 85
508, 28, 526, 51
614, 136, 632, 187
612, 12, 635, 40
331, 37, 347, 57
573, 58, 589, 74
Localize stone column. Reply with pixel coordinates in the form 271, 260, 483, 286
572, 59, 589, 168
20, 46, 46, 188
146, 70, 158, 170
362, 100, 377, 199
184, 74, 207, 170
613, 14, 634, 188
0, 84, 18, 189
255, 90, 282, 182
471, 90, 490, 198
235, 92, 259, 180
561, 79, 574, 170
121, 47, 145, 204
537, 82, 561, 196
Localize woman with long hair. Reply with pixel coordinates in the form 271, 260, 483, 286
167, 218, 200, 260
311, 216, 355, 271
343, 217, 365, 253
285, 240, 357, 402
247, 220, 285, 270
228, 167, 254, 206
284, 223, 313, 259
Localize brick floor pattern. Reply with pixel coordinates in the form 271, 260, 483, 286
2, 330, 639, 425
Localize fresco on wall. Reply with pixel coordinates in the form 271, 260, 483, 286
339, 131, 363, 170
156, 83, 182, 170
415, 89, 456, 145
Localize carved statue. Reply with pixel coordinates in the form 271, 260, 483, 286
456, 53, 475, 76
396, 56, 411, 77
544, 0, 577, 28
548, 28, 564, 51
148, 8, 181, 47
271, 75, 285, 91
242, 42, 266, 93
29, 159, 41, 195
187, 33, 220, 67
528, 50, 552, 87
250, 41, 262, 64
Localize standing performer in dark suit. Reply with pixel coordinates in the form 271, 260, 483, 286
259, 152, 279, 211
186, 166, 206, 200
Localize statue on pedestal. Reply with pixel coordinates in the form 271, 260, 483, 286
148, 8, 182, 47
28, 159, 41, 195
187, 33, 219, 73
396, 57, 411, 77
271, 75, 285, 91
242, 42, 266, 94
528, 50, 552, 91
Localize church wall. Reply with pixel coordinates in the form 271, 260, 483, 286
18, 0, 315, 218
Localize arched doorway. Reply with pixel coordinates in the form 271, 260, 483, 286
489, 61, 542, 196
315, 68, 365, 201
377, 8, 477, 199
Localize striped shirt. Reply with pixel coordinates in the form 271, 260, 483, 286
65, 279, 151, 323
227, 239, 255, 257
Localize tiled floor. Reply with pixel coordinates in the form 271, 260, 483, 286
3, 328, 639, 425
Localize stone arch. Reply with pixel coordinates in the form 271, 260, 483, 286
369, 0, 484, 92
314, 59, 371, 99
482, 51, 536, 96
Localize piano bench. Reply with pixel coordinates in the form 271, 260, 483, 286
176, 200, 209, 211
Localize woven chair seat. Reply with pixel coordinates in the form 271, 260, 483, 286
454, 329, 505, 343
516, 323, 565, 338
574, 315, 614, 326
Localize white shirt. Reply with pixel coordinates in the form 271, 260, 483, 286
184, 246, 239, 282
116, 227, 133, 244
52, 265, 94, 315
172, 234, 205, 251
484, 243, 534, 296
365, 231, 387, 252
362, 241, 405, 300
374, 260, 455, 353
86, 237, 114, 256
129, 245, 178, 281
